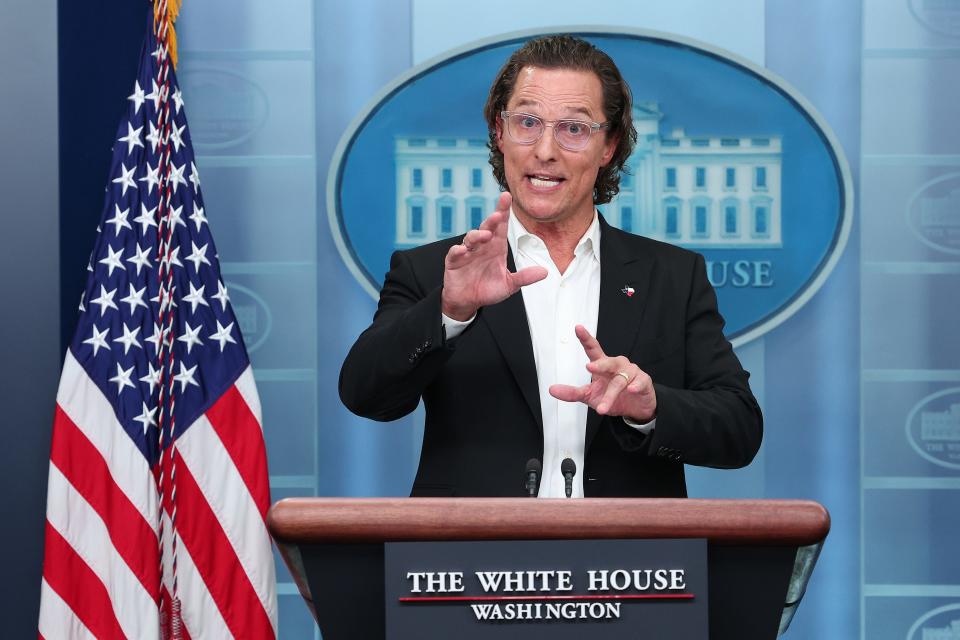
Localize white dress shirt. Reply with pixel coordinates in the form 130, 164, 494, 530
442, 210, 654, 498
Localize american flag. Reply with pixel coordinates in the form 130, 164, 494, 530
38, 6, 278, 639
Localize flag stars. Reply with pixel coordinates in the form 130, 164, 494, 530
128, 80, 146, 114
168, 161, 188, 193
108, 362, 136, 395
104, 204, 132, 236
145, 323, 164, 353
182, 282, 210, 313
82, 325, 110, 356
118, 121, 144, 155
145, 80, 164, 112
175, 362, 200, 392
189, 203, 207, 231
146, 121, 161, 152
113, 323, 142, 355
166, 204, 187, 230
90, 285, 118, 317
189, 162, 201, 193
212, 280, 230, 312
139, 362, 161, 394
133, 402, 157, 435
98, 245, 125, 276
209, 321, 237, 352
120, 283, 149, 314
139, 161, 160, 195
112, 163, 138, 197
158, 246, 183, 271
186, 242, 212, 272
127, 243, 153, 275
172, 88, 184, 113
134, 203, 158, 234
169, 122, 186, 153
178, 322, 203, 354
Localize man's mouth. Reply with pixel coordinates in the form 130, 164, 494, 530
527, 174, 564, 189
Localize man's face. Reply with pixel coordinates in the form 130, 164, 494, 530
496, 66, 617, 228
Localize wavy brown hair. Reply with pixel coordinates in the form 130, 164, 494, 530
483, 35, 637, 205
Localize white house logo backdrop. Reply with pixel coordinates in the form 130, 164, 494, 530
328, 29, 852, 345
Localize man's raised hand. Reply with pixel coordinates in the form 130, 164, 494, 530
441, 192, 548, 321
549, 325, 657, 422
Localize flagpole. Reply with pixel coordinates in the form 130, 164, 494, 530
151, 0, 183, 636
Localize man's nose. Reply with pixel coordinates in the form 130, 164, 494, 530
533, 125, 559, 159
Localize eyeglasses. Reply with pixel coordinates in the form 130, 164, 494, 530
500, 110, 610, 151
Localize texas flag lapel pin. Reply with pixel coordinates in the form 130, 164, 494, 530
620, 285, 635, 297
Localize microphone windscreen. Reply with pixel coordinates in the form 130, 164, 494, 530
561, 457, 576, 476
526, 458, 542, 474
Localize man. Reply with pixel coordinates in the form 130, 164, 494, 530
339, 35, 762, 498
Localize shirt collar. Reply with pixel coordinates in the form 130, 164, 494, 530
507, 207, 601, 263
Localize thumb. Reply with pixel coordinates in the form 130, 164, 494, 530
511, 266, 548, 289
549, 383, 589, 403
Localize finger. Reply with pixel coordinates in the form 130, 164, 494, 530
574, 324, 607, 362
495, 191, 512, 216
626, 369, 651, 394
586, 356, 630, 376
510, 266, 548, 289
478, 192, 512, 232
461, 228, 494, 251
596, 365, 636, 414
549, 383, 590, 403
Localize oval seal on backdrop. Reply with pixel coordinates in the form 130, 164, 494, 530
223, 282, 273, 354
906, 172, 960, 255
328, 27, 852, 346
909, 0, 960, 39
177, 67, 269, 150
906, 387, 960, 471
906, 603, 960, 640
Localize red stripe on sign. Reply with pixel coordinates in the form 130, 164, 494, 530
50, 405, 160, 602
173, 459, 275, 639
42, 522, 127, 639
204, 385, 270, 520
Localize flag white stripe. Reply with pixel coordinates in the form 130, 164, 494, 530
234, 366, 262, 427
46, 465, 159, 640
57, 351, 159, 531
38, 578, 97, 640
161, 511, 234, 640
178, 413, 278, 630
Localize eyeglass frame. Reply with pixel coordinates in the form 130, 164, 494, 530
499, 110, 611, 151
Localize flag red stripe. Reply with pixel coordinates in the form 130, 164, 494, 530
204, 385, 270, 520
42, 522, 127, 639
174, 459, 275, 639
51, 405, 160, 602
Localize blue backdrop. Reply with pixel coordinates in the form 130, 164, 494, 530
4, 0, 958, 638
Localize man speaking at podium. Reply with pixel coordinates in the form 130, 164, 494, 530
339, 35, 762, 498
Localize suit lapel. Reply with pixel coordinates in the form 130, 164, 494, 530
478, 246, 543, 432
586, 219, 657, 450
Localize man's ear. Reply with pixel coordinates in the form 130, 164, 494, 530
600, 135, 619, 167
495, 119, 505, 152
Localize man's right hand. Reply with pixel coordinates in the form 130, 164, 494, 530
441, 192, 548, 321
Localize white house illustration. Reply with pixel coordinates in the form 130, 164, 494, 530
921, 404, 960, 442
394, 103, 782, 250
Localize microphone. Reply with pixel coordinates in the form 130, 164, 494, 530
561, 458, 576, 498
525, 458, 541, 497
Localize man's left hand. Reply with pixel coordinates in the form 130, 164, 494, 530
549, 325, 657, 422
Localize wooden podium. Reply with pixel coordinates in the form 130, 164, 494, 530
268, 498, 829, 639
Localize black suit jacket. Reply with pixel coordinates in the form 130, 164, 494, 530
339, 217, 762, 497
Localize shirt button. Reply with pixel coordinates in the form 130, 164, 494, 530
560, 335, 569, 344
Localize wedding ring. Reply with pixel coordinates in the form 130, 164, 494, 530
615, 371, 631, 383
